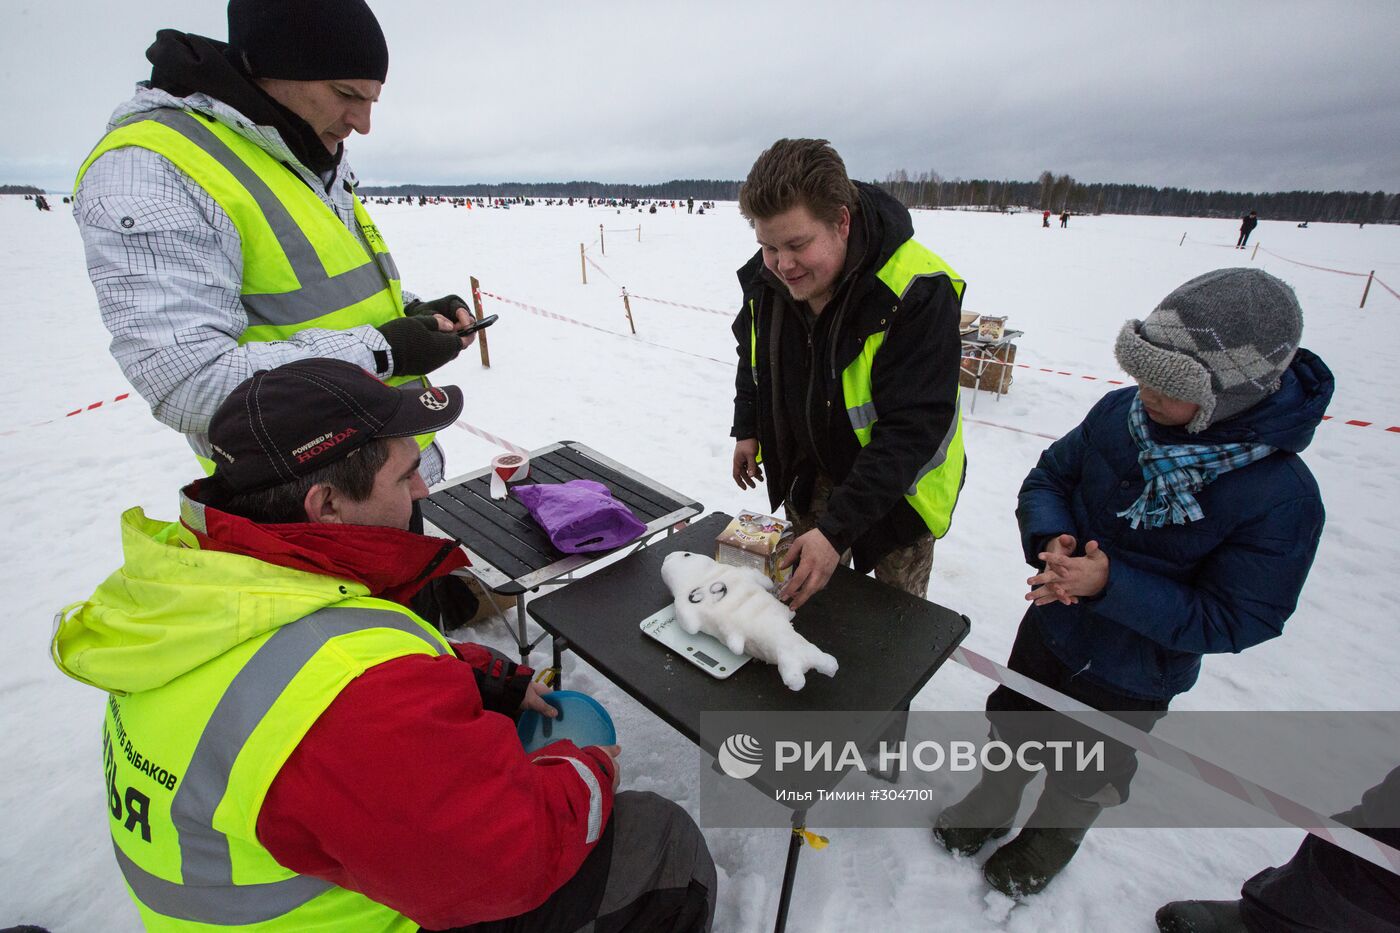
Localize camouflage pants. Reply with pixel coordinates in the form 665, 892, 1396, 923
785, 474, 935, 599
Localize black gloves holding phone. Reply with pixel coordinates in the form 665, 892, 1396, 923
375, 294, 475, 377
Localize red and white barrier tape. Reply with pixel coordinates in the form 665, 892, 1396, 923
950, 644, 1400, 874
478, 289, 730, 366
0, 391, 134, 437
584, 255, 622, 285
1376, 277, 1399, 302
453, 420, 528, 456
967, 353, 1400, 433
67, 392, 132, 417
1258, 246, 1371, 278
628, 294, 732, 317
962, 416, 1059, 441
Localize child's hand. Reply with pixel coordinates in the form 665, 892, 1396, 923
1028, 540, 1110, 605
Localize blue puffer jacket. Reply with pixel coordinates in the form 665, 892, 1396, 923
1016, 349, 1333, 701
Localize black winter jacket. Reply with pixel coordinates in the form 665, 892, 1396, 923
730, 182, 964, 570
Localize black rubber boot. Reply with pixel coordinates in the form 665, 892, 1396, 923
982, 784, 1103, 897
933, 766, 1037, 856
1154, 900, 1248, 933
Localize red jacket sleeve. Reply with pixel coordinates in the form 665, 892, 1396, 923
256, 653, 615, 929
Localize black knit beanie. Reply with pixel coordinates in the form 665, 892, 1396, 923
228, 0, 388, 82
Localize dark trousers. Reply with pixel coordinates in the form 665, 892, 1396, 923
985, 619, 1169, 803
1237, 229, 1253, 247
1240, 766, 1400, 932
428, 792, 716, 933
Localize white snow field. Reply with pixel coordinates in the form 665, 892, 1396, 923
2, 193, 1398, 931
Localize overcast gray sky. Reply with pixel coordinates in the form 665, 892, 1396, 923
4, 0, 1398, 193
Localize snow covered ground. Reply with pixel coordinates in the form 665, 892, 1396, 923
2, 193, 1398, 931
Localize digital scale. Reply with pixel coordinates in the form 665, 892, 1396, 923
639, 605, 751, 679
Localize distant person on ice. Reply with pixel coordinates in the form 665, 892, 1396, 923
934, 268, 1332, 899
1059, 210, 1069, 228
1237, 210, 1258, 247
51, 358, 717, 932
730, 138, 967, 610
72, 0, 486, 626
1042, 209, 1051, 227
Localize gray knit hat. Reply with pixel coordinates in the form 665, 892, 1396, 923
1114, 268, 1303, 433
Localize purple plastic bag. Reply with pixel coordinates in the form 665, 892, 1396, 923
511, 480, 647, 553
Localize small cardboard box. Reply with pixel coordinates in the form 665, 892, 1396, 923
977, 315, 1007, 340
715, 512, 795, 586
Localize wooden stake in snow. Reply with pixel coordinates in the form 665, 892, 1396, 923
580, 243, 587, 285
600, 224, 606, 257
470, 276, 491, 368
622, 287, 636, 335
1361, 270, 1375, 309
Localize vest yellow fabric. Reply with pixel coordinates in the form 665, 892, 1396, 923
75, 108, 434, 455
843, 239, 966, 537
82, 586, 449, 931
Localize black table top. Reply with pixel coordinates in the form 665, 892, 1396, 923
421, 441, 702, 594
527, 513, 970, 759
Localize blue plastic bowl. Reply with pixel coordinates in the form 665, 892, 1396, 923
517, 690, 617, 753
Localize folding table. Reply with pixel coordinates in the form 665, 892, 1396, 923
525, 513, 970, 933
421, 440, 702, 662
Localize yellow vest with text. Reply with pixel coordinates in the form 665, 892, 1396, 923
749, 240, 967, 537
75, 108, 435, 460
65, 510, 452, 930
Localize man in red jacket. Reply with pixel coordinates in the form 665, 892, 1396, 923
57, 358, 715, 931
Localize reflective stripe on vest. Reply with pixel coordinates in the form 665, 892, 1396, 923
839, 239, 967, 538
109, 604, 447, 930
76, 109, 434, 454
747, 298, 763, 464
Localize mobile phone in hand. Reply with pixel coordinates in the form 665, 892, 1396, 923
458, 314, 498, 335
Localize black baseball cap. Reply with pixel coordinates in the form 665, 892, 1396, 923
208, 358, 462, 493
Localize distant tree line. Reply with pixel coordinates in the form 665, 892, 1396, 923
357, 172, 1396, 224
0, 184, 44, 194
874, 169, 1398, 224
359, 179, 741, 201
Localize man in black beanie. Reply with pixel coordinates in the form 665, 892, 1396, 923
73, 0, 478, 496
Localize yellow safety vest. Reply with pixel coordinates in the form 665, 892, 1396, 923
75, 108, 436, 462
748, 240, 967, 537
76, 560, 451, 929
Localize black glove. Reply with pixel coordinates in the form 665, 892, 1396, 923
470, 646, 533, 717
376, 315, 462, 377
405, 294, 470, 320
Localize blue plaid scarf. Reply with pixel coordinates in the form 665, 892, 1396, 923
1117, 395, 1275, 530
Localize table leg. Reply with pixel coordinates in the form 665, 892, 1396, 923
516, 594, 531, 665
773, 808, 809, 933
551, 636, 568, 690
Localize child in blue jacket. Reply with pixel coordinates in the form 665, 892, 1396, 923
935, 268, 1334, 899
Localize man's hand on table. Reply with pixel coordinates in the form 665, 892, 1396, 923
778, 528, 839, 611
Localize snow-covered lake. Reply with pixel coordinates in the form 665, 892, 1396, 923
3, 194, 1397, 931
